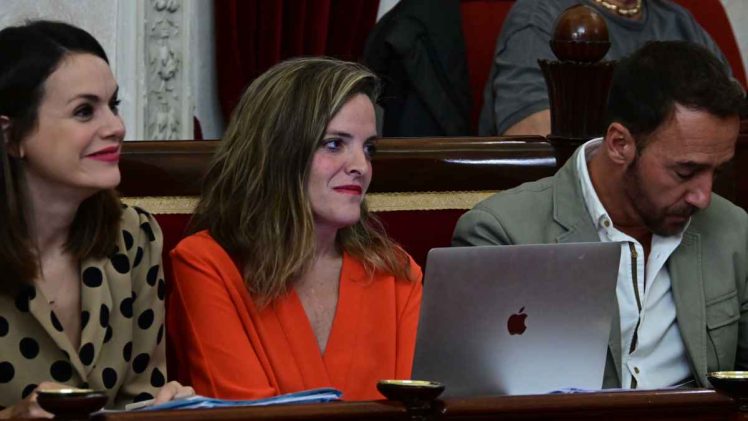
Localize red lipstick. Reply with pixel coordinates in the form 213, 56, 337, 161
333, 185, 363, 195
85, 146, 120, 163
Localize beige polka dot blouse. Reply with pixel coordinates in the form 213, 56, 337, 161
0, 206, 166, 409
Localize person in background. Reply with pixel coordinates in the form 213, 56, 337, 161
480, 0, 733, 136
0, 20, 192, 418
168, 57, 422, 400
457, 40, 747, 389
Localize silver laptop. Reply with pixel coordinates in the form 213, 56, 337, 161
412, 242, 620, 397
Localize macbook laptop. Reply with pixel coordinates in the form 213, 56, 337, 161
411, 242, 620, 397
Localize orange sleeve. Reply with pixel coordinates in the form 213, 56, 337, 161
167, 234, 279, 399
396, 257, 424, 378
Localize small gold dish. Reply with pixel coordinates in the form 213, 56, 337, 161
37, 388, 96, 396
376, 379, 445, 402
36, 388, 107, 420
708, 371, 748, 400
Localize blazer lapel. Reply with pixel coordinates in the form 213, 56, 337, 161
552, 147, 622, 386
28, 287, 88, 380
668, 231, 706, 385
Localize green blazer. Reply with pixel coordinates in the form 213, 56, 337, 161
452, 147, 748, 387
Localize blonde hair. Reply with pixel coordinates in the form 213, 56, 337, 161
191, 57, 414, 304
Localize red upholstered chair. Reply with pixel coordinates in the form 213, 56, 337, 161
459, 0, 517, 134
672, 0, 747, 88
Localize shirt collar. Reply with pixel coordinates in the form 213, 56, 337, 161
577, 138, 611, 231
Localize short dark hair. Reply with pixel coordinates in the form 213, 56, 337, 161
0, 20, 121, 290
605, 40, 746, 147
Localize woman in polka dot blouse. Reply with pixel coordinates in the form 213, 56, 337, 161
0, 21, 193, 418
168, 58, 423, 400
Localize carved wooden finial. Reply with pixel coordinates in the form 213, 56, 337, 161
550, 5, 610, 63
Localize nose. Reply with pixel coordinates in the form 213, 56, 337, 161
102, 108, 126, 142
684, 172, 713, 210
345, 146, 369, 177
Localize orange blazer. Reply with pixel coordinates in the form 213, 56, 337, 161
167, 230, 423, 400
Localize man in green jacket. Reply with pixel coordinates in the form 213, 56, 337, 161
453, 41, 747, 389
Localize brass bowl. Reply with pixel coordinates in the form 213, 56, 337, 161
376, 380, 445, 402
36, 388, 108, 420
708, 371, 748, 400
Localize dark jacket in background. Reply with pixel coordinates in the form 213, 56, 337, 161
363, 0, 472, 137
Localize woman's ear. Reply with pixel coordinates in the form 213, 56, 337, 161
602, 122, 636, 166
0, 116, 22, 158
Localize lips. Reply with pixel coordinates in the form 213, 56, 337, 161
85, 146, 120, 163
333, 185, 363, 195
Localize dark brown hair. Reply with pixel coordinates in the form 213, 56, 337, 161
606, 40, 747, 150
0, 21, 121, 290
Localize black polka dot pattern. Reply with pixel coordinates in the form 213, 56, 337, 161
102, 368, 118, 389
150, 368, 165, 388
133, 247, 144, 268
81, 311, 90, 329
50, 361, 73, 382
19, 338, 39, 359
123, 230, 134, 251
100, 304, 110, 328
133, 392, 154, 403
21, 384, 37, 399
13, 295, 28, 313
138, 310, 154, 330
50, 311, 64, 332
79, 343, 95, 365
0, 362, 14, 383
0, 208, 166, 409
120, 297, 133, 318
146, 266, 159, 286
140, 222, 155, 242
111, 254, 130, 274
14, 287, 34, 313
123, 342, 133, 362
82, 267, 103, 288
157, 279, 166, 301
133, 353, 150, 374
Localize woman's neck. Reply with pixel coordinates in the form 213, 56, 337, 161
23, 174, 84, 258
314, 224, 342, 261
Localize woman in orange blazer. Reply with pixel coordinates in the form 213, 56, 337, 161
168, 57, 422, 400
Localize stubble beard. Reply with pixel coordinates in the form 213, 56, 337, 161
623, 157, 695, 237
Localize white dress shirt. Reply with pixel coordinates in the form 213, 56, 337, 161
576, 138, 692, 389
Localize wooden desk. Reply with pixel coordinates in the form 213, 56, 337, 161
93, 389, 743, 421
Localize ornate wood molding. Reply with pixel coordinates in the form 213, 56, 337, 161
144, 0, 193, 140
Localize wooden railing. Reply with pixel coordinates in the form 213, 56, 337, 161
120, 127, 748, 211
93, 388, 742, 421
118, 136, 556, 196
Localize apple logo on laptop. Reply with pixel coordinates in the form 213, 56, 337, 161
507, 307, 527, 335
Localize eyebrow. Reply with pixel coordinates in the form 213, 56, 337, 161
674, 159, 732, 172
66, 86, 120, 105
323, 130, 379, 141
